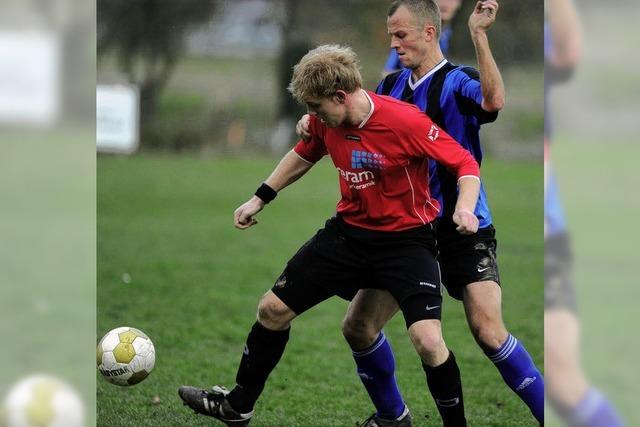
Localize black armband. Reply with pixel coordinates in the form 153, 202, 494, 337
255, 182, 277, 204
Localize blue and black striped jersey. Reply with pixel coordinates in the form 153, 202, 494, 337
376, 60, 498, 229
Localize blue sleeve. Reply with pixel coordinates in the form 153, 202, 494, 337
455, 67, 498, 125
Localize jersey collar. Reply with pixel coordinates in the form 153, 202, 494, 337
408, 59, 448, 90
358, 90, 375, 129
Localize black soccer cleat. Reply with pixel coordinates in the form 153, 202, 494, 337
359, 406, 413, 427
178, 385, 253, 426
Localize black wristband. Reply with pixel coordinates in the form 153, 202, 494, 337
255, 183, 277, 204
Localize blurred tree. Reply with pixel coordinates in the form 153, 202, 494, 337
97, 0, 216, 120
448, 0, 543, 63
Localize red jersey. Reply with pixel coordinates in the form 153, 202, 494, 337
294, 91, 479, 231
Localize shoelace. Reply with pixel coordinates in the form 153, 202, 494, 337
202, 390, 224, 415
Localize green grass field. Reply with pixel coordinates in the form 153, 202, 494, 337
97, 154, 542, 426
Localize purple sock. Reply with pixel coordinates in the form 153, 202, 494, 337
566, 389, 625, 427
352, 332, 406, 419
487, 334, 544, 423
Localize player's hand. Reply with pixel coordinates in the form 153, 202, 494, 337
233, 196, 265, 230
469, 0, 498, 34
296, 114, 312, 141
453, 209, 479, 235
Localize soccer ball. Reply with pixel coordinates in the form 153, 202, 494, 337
97, 327, 155, 386
1, 374, 84, 427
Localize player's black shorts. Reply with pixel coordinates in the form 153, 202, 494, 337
272, 216, 444, 327
544, 232, 576, 312
435, 221, 500, 300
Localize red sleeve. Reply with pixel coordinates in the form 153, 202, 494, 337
402, 112, 480, 179
293, 116, 328, 164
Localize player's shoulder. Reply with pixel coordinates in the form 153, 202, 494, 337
377, 69, 410, 95
446, 64, 481, 84
371, 92, 422, 116
369, 92, 429, 130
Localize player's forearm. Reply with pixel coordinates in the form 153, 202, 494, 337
471, 31, 505, 112
455, 176, 481, 214
264, 149, 314, 192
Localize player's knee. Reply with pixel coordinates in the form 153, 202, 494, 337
409, 327, 445, 361
257, 292, 294, 330
470, 318, 508, 352
341, 314, 380, 350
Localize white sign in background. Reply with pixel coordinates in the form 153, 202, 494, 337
0, 31, 60, 126
96, 84, 139, 154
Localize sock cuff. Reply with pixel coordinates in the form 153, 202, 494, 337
253, 321, 290, 342
352, 332, 387, 358
422, 349, 456, 373
487, 334, 518, 363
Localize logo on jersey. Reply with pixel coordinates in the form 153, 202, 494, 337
335, 150, 385, 191
345, 134, 361, 142
427, 124, 440, 142
337, 167, 375, 190
351, 150, 385, 169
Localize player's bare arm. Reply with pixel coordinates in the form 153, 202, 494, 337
234, 150, 314, 230
453, 176, 480, 235
469, 0, 505, 112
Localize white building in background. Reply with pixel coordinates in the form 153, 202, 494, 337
96, 84, 139, 154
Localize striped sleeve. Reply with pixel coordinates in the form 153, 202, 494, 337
455, 67, 498, 125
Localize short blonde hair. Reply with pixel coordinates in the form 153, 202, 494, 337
288, 44, 363, 104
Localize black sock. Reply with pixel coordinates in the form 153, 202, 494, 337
423, 350, 467, 427
227, 321, 290, 413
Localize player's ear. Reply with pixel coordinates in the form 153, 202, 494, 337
333, 90, 347, 104
424, 24, 436, 42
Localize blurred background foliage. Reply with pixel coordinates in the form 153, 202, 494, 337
97, 0, 543, 158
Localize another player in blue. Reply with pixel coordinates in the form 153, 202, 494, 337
382, 0, 461, 76
296, 1, 544, 425
544, 1, 625, 426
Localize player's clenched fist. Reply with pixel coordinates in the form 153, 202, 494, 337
469, 0, 499, 33
233, 196, 264, 229
453, 208, 479, 235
